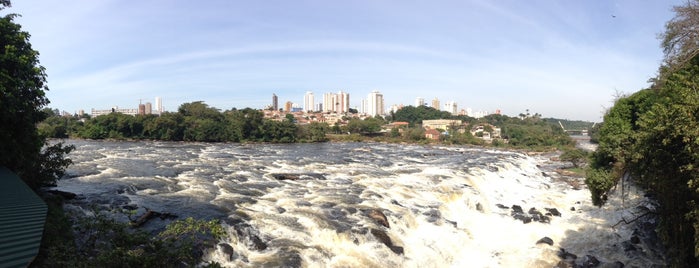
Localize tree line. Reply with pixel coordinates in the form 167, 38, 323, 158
586, 1, 699, 266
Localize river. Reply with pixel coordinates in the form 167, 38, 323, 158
54, 140, 664, 267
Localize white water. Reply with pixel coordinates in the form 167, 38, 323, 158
56, 140, 664, 267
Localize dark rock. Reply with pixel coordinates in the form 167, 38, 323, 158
630, 235, 640, 244
476, 203, 483, 212
599, 261, 625, 268
368, 209, 390, 228
582, 255, 600, 267
621, 241, 636, 252
122, 204, 138, 210
539, 215, 551, 224
271, 173, 326, 181
513, 214, 532, 224
545, 208, 562, 217
46, 189, 77, 200
391, 199, 404, 207
496, 204, 509, 209
529, 207, 541, 215
511, 205, 524, 214
570, 207, 576, 211
234, 223, 268, 251
370, 228, 403, 255
346, 207, 358, 214
557, 248, 578, 261
276, 207, 286, 214
536, 236, 554, 246
423, 209, 441, 223
445, 219, 458, 228
555, 260, 575, 268
218, 243, 235, 261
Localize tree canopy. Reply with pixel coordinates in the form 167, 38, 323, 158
0, 1, 73, 188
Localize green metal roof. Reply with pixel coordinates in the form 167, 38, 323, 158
0, 167, 47, 268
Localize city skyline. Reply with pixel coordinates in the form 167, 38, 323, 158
9, 1, 685, 122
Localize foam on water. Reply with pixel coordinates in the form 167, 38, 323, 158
57, 140, 664, 267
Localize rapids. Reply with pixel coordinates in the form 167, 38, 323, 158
55, 140, 665, 267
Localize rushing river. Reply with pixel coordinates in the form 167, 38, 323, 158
55, 140, 665, 267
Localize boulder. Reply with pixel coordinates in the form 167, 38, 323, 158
271, 173, 326, 181
476, 203, 483, 212
581, 255, 600, 267
370, 228, 403, 255
545, 208, 562, 217
218, 243, 235, 261
536, 236, 554, 246
511, 205, 524, 214
46, 189, 77, 200
557, 248, 578, 261
496, 204, 509, 209
368, 209, 390, 228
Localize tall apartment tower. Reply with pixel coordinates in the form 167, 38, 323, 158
415, 97, 425, 107
366, 90, 385, 116
145, 102, 152, 115
155, 97, 163, 115
272, 94, 279, 111
444, 101, 458, 115
322, 91, 350, 113
431, 97, 440, 110
304, 91, 314, 112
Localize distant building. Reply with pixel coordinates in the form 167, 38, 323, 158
431, 97, 440, 110
425, 128, 441, 140
91, 106, 139, 117
155, 97, 163, 115
444, 101, 457, 115
304, 91, 314, 112
284, 101, 293, 112
422, 119, 462, 131
272, 94, 279, 111
415, 97, 425, 107
138, 104, 146, 115
323, 91, 350, 113
366, 90, 385, 116
145, 102, 152, 115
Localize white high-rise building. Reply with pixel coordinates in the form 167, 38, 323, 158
366, 90, 384, 116
304, 91, 315, 112
444, 101, 458, 115
155, 97, 163, 115
415, 97, 425, 107
322, 91, 350, 113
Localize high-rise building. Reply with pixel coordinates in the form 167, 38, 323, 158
444, 101, 458, 115
272, 94, 279, 111
322, 91, 350, 113
138, 104, 146, 115
304, 91, 314, 112
415, 97, 425, 107
155, 97, 163, 115
145, 102, 152, 115
431, 97, 440, 110
366, 90, 385, 116
284, 101, 293, 112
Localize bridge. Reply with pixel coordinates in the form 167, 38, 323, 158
558, 121, 591, 136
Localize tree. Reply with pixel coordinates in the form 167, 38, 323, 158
661, 0, 699, 70
0, 1, 73, 188
559, 148, 588, 168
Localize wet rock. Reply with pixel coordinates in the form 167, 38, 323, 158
511, 205, 524, 214
630, 235, 640, 244
539, 215, 551, 224
423, 209, 442, 223
368, 209, 390, 228
555, 260, 575, 268
445, 219, 458, 228
345, 207, 357, 214
545, 207, 562, 217
621, 241, 636, 252
476, 203, 483, 212
557, 248, 578, 261
233, 223, 268, 251
536, 236, 554, 246
496, 204, 509, 209
370, 228, 403, 255
513, 213, 532, 224
45, 189, 77, 200
122, 204, 138, 210
218, 243, 235, 261
271, 173, 326, 181
581, 255, 600, 267
528, 207, 541, 215
570, 207, 576, 211
276, 207, 286, 214
599, 261, 625, 268
391, 199, 404, 207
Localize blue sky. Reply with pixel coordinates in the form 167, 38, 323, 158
7, 0, 683, 121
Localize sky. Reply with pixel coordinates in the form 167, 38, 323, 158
5, 0, 685, 122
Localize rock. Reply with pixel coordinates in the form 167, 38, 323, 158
368, 209, 390, 228
129, 209, 178, 227
476, 203, 483, 212
513, 214, 532, 224
621, 241, 636, 252
536, 236, 554, 246
528, 207, 541, 215
46, 189, 77, 200
271, 173, 326, 181
581, 255, 601, 267
122, 204, 138, 210
218, 243, 235, 261
422, 209, 441, 223
511, 205, 524, 214
545, 208, 562, 217
234, 223, 268, 251
599, 261, 625, 268
539, 215, 551, 224
630, 235, 640, 244
370, 228, 403, 255
555, 260, 575, 268
496, 204, 509, 209
557, 248, 578, 261
570, 207, 576, 211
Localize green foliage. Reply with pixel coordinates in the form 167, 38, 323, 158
392, 105, 455, 126
560, 148, 589, 168
584, 167, 614, 206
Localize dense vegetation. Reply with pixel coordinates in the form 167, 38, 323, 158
585, 1, 699, 266
0, 2, 73, 188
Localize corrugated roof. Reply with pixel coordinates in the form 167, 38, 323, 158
0, 167, 47, 268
